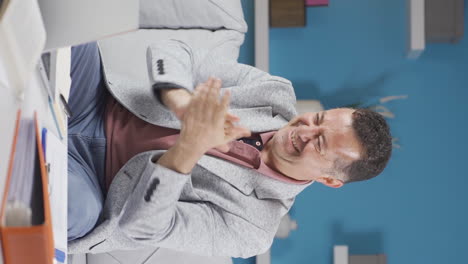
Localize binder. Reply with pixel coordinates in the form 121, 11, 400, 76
0, 111, 54, 264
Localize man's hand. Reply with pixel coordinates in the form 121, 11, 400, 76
179, 78, 250, 154
160, 88, 192, 120
160, 86, 241, 124
160, 80, 247, 153
157, 78, 250, 174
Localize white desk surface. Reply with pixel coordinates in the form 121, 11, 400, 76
0, 56, 68, 262
0, 61, 63, 190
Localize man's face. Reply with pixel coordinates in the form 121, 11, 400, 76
262, 108, 363, 187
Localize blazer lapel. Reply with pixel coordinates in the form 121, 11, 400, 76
197, 154, 313, 200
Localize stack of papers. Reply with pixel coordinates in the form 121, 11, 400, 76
5, 119, 36, 227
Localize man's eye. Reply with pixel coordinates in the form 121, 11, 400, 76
295, 120, 306, 127
316, 137, 321, 151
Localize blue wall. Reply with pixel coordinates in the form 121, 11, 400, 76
240, 1, 468, 264
239, 0, 255, 66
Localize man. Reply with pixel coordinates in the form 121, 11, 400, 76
67, 41, 392, 258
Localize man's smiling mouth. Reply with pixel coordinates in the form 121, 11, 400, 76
291, 129, 301, 154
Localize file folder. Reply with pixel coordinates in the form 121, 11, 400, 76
0, 111, 54, 264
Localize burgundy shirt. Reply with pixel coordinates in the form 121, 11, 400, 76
104, 97, 309, 191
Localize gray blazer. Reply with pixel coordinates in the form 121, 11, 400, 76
68, 31, 312, 258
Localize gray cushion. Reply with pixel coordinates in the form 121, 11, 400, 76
85, 248, 233, 264
139, 0, 247, 33
68, 254, 87, 264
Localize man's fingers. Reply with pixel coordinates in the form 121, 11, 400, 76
239, 127, 252, 138
224, 120, 234, 130
226, 113, 240, 122
214, 78, 222, 95
220, 90, 231, 110
195, 80, 208, 92
209, 78, 222, 106
226, 126, 251, 141
206, 77, 214, 87
215, 143, 231, 153
199, 77, 219, 119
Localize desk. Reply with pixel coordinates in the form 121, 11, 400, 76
0, 50, 69, 263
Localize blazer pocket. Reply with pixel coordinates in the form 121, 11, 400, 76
180, 175, 204, 201
194, 162, 258, 197
89, 239, 106, 251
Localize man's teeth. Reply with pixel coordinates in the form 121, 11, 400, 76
291, 131, 300, 153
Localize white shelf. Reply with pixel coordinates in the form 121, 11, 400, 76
334, 245, 349, 264
255, 0, 269, 72
407, 0, 425, 59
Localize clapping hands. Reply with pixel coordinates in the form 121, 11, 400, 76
166, 77, 250, 153
156, 78, 251, 174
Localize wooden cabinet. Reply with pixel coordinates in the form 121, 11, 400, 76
425, 0, 464, 43
270, 0, 306, 27
349, 255, 387, 264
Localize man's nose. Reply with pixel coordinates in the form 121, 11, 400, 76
297, 126, 321, 142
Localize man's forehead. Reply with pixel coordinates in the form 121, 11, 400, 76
322, 109, 362, 161
336, 145, 362, 161
329, 128, 363, 162
325, 108, 356, 117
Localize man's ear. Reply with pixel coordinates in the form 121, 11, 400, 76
316, 177, 344, 188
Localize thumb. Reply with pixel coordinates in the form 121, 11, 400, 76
174, 106, 187, 120
215, 143, 231, 153
227, 126, 251, 141
225, 113, 240, 123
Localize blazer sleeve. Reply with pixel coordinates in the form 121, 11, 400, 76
147, 39, 290, 90
147, 40, 196, 92
118, 155, 276, 258
147, 39, 297, 120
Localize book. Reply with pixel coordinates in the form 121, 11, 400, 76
0, 112, 54, 264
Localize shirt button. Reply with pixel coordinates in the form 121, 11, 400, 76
255, 141, 261, 146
